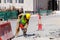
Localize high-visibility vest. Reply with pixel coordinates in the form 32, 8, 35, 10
19, 15, 26, 25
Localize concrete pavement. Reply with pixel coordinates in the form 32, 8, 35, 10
8, 15, 60, 40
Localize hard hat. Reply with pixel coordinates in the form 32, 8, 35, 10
26, 13, 31, 19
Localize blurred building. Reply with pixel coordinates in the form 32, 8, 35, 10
48, 0, 57, 11
0, 0, 58, 13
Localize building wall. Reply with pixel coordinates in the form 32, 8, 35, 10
0, 0, 33, 11
58, 0, 60, 10
33, 0, 49, 13
13, 0, 33, 11
24, 0, 33, 11
0, 0, 50, 12
33, 0, 36, 12
36, 0, 49, 10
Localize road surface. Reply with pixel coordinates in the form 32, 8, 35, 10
8, 15, 60, 40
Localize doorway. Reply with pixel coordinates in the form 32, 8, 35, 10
48, 0, 57, 11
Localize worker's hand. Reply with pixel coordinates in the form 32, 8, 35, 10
24, 23, 28, 28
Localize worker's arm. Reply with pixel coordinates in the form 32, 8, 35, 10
24, 23, 28, 28
24, 20, 29, 28
18, 13, 24, 17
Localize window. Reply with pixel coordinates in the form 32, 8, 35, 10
4, 0, 12, 3
19, 0, 23, 3
4, 0, 6, 3
0, 0, 1, 3
15, 0, 17, 3
15, 0, 24, 3
10, 0, 12, 3
7, 0, 12, 3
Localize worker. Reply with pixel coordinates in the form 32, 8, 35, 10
15, 13, 31, 37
